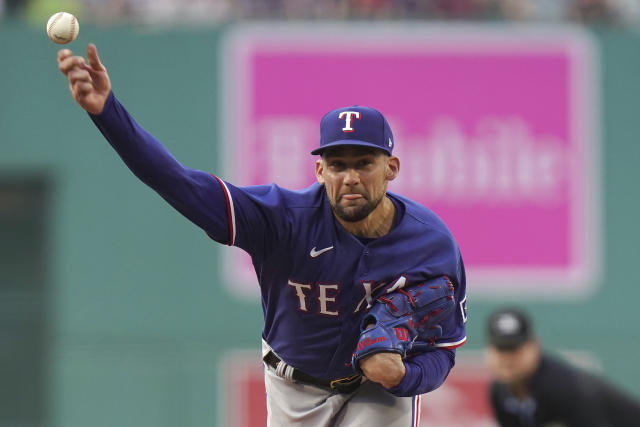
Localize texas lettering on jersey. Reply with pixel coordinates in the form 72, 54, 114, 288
287, 276, 403, 316
289, 275, 460, 316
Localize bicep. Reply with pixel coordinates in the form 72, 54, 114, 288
217, 182, 291, 256
159, 173, 282, 255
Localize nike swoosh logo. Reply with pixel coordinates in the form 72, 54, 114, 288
310, 246, 334, 258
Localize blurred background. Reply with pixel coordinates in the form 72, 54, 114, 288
2, 0, 640, 426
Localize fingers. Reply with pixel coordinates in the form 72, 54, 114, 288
86, 43, 105, 71
57, 43, 110, 115
68, 71, 94, 98
57, 48, 72, 63
58, 54, 86, 75
58, 44, 104, 77
67, 67, 92, 86
75, 82, 95, 97
66, 63, 94, 99
69, 80, 94, 98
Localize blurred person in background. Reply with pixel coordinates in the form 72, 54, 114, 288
485, 307, 640, 427
25, 0, 83, 25
568, 0, 621, 24
16, 0, 635, 25
1, 0, 28, 18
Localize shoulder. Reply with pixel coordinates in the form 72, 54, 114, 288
282, 182, 326, 208
389, 191, 458, 245
224, 182, 328, 249
532, 353, 585, 396
231, 181, 325, 208
539, 353, 615, 392
538, 353, 579, 378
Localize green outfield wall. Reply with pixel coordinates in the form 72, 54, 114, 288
1, 21, 640, 426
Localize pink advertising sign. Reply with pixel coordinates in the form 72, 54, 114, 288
220, 25, 600, 298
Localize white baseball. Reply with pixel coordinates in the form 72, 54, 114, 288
46, 12, 79, 45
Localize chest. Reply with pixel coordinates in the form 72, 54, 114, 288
280, 224, 441, 318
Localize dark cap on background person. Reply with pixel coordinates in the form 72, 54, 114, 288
311, 105, 394, 156
487, 308, 535, 351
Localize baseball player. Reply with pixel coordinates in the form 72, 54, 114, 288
57, 44, 468, 426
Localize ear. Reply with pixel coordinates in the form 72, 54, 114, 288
385, 156, 400, 181
315, 159, 325, 184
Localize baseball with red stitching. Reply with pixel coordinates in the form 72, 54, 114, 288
46, 12, 79, 45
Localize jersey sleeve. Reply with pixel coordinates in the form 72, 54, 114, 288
90, 92, 297, 259
434, 248, 468, 350
387, 349, 455, 397
387, 234, 467, 396
214, 181, 293, 257
89, 91, 232, 243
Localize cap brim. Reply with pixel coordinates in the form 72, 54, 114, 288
311, 139, 391, 155
489, 336, 530, 351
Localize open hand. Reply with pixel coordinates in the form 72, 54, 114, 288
57, 43, 111, 115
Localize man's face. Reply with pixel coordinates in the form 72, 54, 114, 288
485, 340, 541, 384
315, 146, 399, 222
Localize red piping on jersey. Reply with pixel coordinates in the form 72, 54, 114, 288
413, 394, 421, 426
210, 174, 235, 246
437, 336, 467, 350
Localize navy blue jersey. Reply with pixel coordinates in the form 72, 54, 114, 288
90, 92, 467, 395
219, 181, 467, 379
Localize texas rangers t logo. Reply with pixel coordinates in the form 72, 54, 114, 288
338, 111, 361, 132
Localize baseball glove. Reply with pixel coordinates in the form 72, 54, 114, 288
352, 275, 456, 372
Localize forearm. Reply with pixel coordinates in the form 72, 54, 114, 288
386, 349, 455, 397
88, 91, 229, 240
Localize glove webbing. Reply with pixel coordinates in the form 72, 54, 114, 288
377, 288, 416, 315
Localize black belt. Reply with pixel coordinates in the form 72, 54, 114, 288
263, 351, 363, 394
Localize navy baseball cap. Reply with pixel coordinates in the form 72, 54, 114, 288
487, 308, 534, 350
311, 105, 394, 156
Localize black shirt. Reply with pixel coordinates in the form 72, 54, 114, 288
490, 353, 640, 427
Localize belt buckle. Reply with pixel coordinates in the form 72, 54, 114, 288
329, 374, 362, 394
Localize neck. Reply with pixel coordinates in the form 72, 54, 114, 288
510, 382, 530, 399
508, 351, 542, 399
338, 196, 396, 238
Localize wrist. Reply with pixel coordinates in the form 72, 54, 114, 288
88, 90, 114, 117
382, 361, 406, 388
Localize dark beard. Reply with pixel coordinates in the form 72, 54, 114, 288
331, 193, 385, 222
